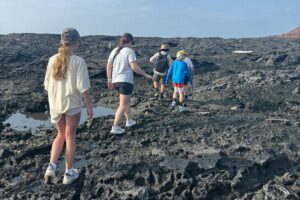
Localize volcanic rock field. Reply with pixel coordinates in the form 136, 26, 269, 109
0, 33, 300, 199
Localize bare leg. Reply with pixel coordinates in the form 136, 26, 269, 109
50, 115, 66, 164
114, 94, 130, 126
65, 112, 81, 170
183, 85, 187, 95
124, 96, 132, 121
173, 90, 178, 100
160, 84, 166, 93
153, 81, 159, 90
154, 81, 159, 97
179, 92, 184, 103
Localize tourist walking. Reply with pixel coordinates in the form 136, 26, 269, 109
106, 33, 152, 134
165, 50, 192, 112
44, 28, 93, 184
181, 50, 194, 99
149, 43, 173, 100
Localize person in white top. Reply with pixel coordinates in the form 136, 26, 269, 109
43, 28, 93, 185
106, 33, 152, 134
181, 50, 194, 98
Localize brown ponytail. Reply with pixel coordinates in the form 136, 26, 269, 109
113, 33, 134, 61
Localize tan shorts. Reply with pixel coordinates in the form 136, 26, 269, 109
51, 107, 82, 123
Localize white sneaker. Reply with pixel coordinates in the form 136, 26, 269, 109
63, 168, 79, 185
126, 120, 136, 127
44, 164, 56, 184
171, 101, 176, 107
110, 126, 125, 135
179, 106, 185, 112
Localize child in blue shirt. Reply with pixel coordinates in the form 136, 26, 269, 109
165, 50, 193, 112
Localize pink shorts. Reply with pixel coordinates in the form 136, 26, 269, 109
173, 83, 184, 88
173, 83, 184, 94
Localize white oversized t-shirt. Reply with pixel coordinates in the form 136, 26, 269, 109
107, 47, 136, 84
44, 54, 90, 123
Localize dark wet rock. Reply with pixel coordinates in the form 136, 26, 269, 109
295, 65, 300, 74
280, 172, 296, 185
245, 102, 255, 111
0, 149, 14, 159
253, 181, 299, 200
4, 122, 10, 127
292, 87, 300, 95
130, 97, 141, 107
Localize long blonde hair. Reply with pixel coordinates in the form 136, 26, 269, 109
52, 42, 75, 80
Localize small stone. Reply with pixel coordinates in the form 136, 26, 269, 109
230, 106, 238, 111
292, 87, 300, 95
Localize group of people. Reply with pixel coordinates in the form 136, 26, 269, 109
150, 43, 194, 112
43, 28, 194, 185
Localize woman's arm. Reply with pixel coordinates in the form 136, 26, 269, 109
82, 90, 93, 119
106, 63, 113, 89
130, 61, 152, 80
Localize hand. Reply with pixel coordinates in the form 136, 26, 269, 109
86, 106, 93, 120
107, 79, 114, 90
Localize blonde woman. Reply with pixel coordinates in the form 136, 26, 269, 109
44, 28, 93, 184
106, 33, 152, 134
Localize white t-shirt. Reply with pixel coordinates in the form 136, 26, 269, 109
107, 47, 136, 84
183, 57, 194, 72
44, 54, 90, 123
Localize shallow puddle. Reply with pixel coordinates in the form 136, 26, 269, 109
3, 106, 115, 132
57, 157, 90, 171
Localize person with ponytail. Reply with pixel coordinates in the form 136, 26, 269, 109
44, 28, 93, 184
106, 33, 152, 134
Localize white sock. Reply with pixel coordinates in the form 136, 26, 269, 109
49, 162, 56, 170
66, 168, 73, 175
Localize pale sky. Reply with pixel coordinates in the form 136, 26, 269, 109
0, 0, 299, 38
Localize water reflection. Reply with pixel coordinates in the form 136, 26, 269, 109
3, 106, 115, 132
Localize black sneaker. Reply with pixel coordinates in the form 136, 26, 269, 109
159, 93, 163, 100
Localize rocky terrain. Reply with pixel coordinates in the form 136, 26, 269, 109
0, 33, 300, 199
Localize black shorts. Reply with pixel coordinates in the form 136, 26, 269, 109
153, 73, 166, 84
114, 82, 133, 95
